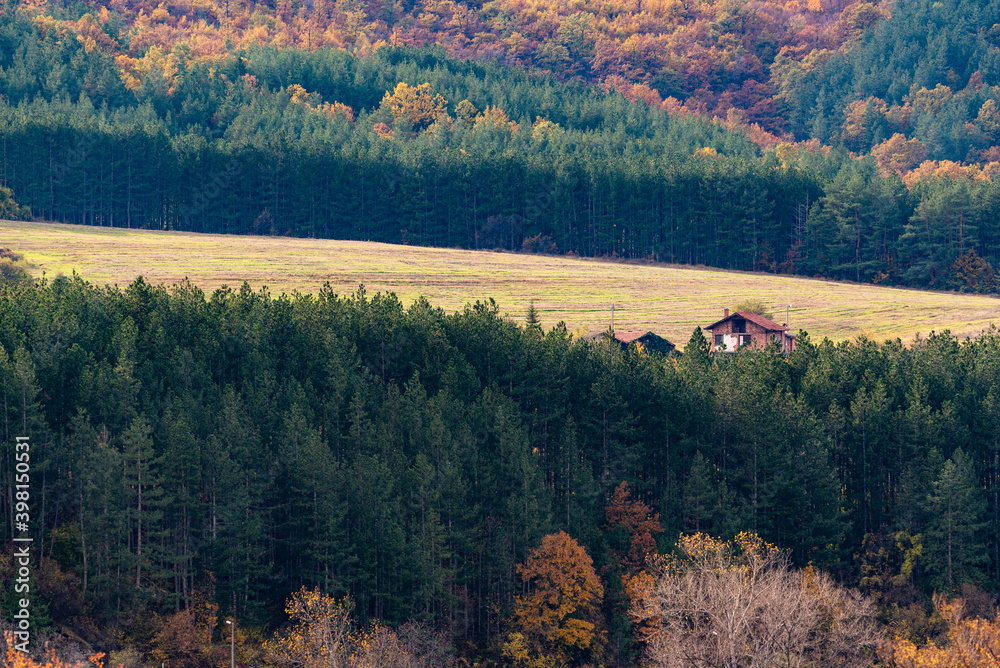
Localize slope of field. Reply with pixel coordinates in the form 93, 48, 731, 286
3, 220, 998, 344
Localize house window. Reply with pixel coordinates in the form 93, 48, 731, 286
733, 319, 745, 333
714, 334, 723, 347
739, 334, 751, 347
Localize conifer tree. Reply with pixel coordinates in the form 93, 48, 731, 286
924, 448, 988, 592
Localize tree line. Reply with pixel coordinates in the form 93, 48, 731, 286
1, 273, 1000, 663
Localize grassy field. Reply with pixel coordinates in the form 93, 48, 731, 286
2, 220, 998, 344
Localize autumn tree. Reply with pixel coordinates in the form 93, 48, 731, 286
879, 595, 1000, 667
0, 248, 31, 283
149, 585, 220, 668
0, 186, 30, 221
950, 250, 996, 293
265, 589, 452, 668
379, 83, 448, 132
508, 531, 605, 667
630, 533, 881, 668
265, 588, 356, 668
604, 482, 663, 572
872, 134, 927, 177
473, 106, 518, 134
603, 482, 664, 666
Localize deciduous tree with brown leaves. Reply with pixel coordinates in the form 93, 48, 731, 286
605, 482, 664, 573
507, 531, 605, 667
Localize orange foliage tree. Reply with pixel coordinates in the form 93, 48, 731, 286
506, 531, 605, 667
871, 134, 927, 177
149, 585, 222, 668
3, 632, 105, 668
879, 595, 1000, 667
604, 481, 663, 572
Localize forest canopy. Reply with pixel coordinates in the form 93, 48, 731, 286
2, 2, 1000, 291
1, 274, 1000, 664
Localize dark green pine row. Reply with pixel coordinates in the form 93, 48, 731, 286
0, 275, 999, 653
2, 8, 1000, 290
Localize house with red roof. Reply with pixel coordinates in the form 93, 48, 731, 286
705, 309, 795, 353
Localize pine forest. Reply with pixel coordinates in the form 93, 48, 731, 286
5, 0, 1000, 665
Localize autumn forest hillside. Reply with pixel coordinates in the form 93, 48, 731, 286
4, 0, 1000, 290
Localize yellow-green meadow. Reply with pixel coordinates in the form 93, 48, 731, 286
3, 220, 997, 344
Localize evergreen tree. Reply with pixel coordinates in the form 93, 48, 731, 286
924, 448, 988, 592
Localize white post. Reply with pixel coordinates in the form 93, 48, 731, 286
226, 620, 234, 668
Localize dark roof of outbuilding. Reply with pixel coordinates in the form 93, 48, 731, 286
613, 331, 652, 343
706, 312, 789, 332
584, 330, 676, 349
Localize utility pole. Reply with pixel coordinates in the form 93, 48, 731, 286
226, 620, 234, 668
611, 303, 615, 333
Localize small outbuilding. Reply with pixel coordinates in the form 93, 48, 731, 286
606, 330, 677, 355
705, 309, 795, 353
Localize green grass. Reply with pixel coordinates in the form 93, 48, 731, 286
3, 220, 998, 344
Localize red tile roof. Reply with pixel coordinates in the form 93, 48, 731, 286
706, 312, 788, 332
613, 331, 652, 343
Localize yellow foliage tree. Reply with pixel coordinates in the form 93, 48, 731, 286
906, 84, 954, 115
474, 105, 518, 133
264, 589, 446, 668
265, 588, 357, 668
379, 82, 448, 131
879, 595, 1000, 667
977, 99, 1000, 144
841, 97, 887, 151
286, 85, 355, 121
509, 531, 605, 667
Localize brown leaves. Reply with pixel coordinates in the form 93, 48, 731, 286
950, 249, 996, 293
605, 482, 663, 572
510, 531, 605, 666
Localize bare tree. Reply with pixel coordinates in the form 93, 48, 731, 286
630, 533, 882, 668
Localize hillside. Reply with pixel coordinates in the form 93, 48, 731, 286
3, 231, 1000, 667
2, 2, 1000, 293
11, 0, 1000, 163
4, 219, 998, 342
